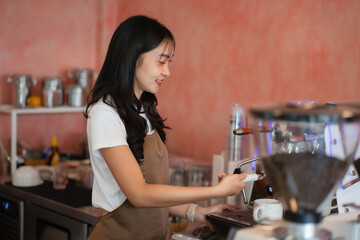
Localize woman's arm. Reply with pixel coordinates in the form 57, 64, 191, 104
100, 145, 247, 208
169, 204, 241, 224
169, 204, 189, 218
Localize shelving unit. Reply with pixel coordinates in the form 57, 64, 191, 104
0, 105, 85, 175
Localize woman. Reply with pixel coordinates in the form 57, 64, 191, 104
85, 15, 247, 240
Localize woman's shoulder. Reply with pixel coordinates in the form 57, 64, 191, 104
90, 98, 117, 114
88, 99, 121, 124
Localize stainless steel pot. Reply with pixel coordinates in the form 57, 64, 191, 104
42, 77, 65, 107
7, 74, 37, 108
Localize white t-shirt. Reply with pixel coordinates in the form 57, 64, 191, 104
87, 99, 154, 212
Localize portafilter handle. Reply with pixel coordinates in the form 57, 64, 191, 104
233, 157, 262, 205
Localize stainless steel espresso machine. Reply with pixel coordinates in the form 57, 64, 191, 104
228, 101, 360, 240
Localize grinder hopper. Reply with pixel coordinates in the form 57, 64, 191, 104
248, 101, 360, 239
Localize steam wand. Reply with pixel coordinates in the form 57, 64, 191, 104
233, 157, 263, 205
219, 157, 265, 204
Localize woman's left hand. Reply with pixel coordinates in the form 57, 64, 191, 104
194, 204, 241, 224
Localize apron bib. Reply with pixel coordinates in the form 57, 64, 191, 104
88, 132, 170, 240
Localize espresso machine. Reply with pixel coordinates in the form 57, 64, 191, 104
228, 101, 360, 240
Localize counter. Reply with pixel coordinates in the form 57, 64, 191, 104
0, 175, 232, 240
0, 174, 102, 226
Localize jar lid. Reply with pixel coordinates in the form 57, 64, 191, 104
8, 74, 35, 83
68, 69, 95, 78
42, 77, 65, 88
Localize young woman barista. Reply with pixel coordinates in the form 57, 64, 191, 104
85, 15, 248, 240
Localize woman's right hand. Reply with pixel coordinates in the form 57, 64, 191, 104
215, 173, 247, 197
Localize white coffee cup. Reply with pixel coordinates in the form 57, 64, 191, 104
253, 198, 283, 224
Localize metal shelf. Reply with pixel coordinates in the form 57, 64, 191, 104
0, 105, 85, 175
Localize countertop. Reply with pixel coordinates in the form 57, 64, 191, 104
0, 174, 102, 225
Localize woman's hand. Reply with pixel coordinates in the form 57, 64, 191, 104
217, 172, 226, 182
215, 173, 247, 197
194, 204, 241, 224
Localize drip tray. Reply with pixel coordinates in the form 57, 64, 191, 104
206, 209, 256, 232
6, 180, 91, 207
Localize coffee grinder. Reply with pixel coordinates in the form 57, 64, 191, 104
230, 101, 360, 240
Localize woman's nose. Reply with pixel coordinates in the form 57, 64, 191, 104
162, 64, 170, 77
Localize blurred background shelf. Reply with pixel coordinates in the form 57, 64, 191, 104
0, 105, 84, 114
0, 105, 85, 175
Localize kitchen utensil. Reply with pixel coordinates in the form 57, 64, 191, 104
68, 69, 96, 105
42, 77, 65, 107
34, 165, 55, 181
67, 85, 83, 107
21, 148, 42, 160
12, 166, 43, 187
7, 74, 37, 108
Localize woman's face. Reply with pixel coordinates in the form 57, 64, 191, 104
134, 42, 174, 99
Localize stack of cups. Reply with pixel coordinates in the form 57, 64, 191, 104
226, 104, 248, 164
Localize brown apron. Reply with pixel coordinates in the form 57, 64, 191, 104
88, 132, 170, 240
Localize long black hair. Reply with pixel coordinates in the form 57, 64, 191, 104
85, 15, 175, 163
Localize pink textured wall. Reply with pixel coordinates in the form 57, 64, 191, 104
0, 0, 99, 153
1, 0, 360, 164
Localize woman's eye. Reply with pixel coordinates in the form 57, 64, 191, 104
158, 60, 170, 65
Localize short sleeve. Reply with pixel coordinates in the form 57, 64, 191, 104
87, 102, 128, 153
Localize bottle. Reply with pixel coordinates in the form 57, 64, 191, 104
49, 136, 61, 166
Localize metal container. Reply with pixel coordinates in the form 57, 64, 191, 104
68, 69, 96, 105
67, 85, 83, 107
7, 74, 37, 108
42, 77, 65, 107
